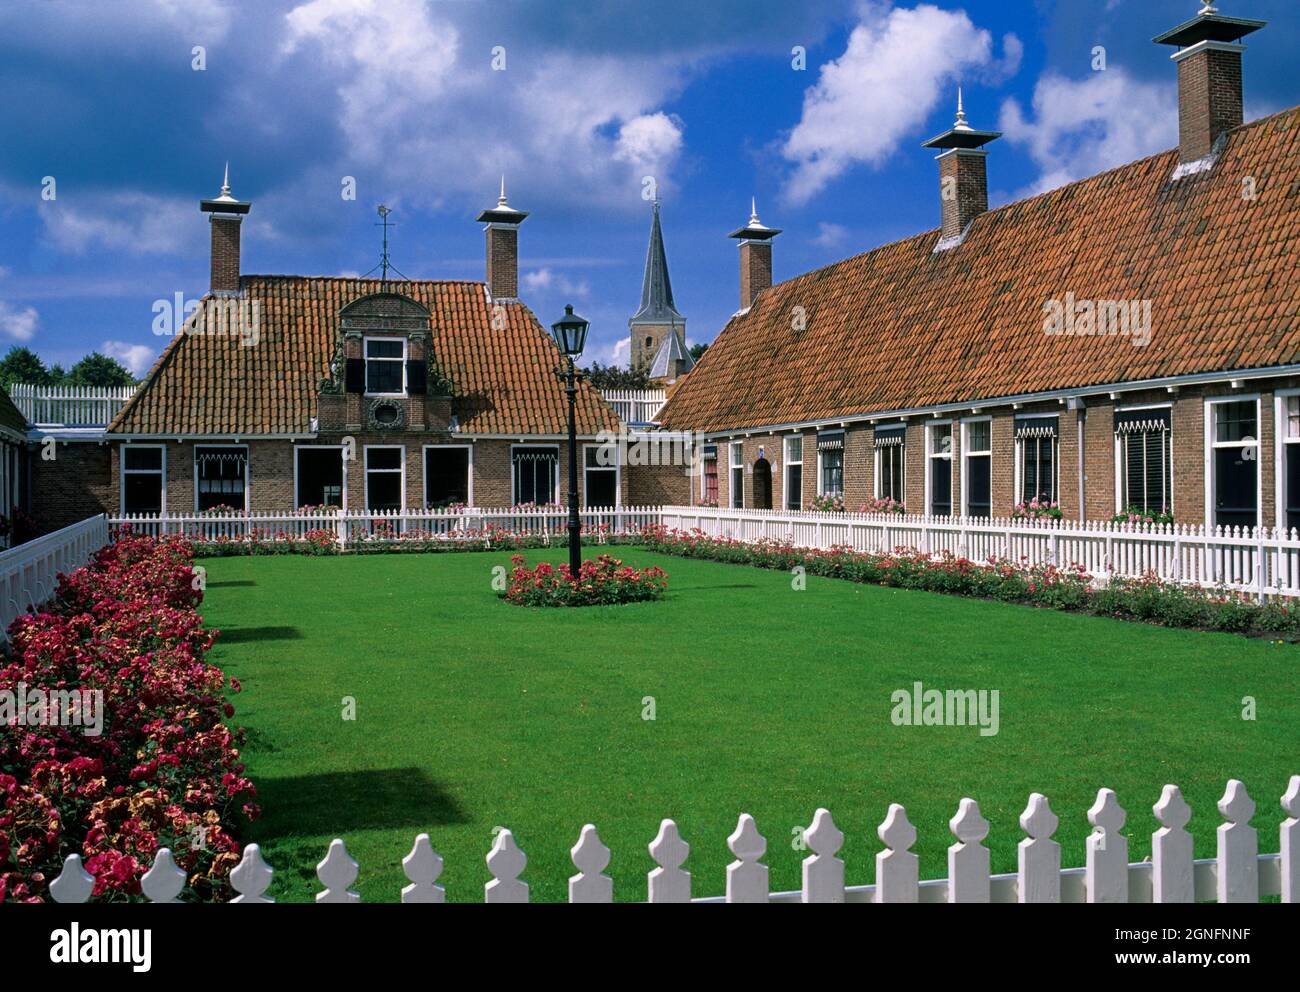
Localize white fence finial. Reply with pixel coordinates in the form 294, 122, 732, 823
648, 819, 691, 903
401, 833, 445, 903
485, 829, 528, 903
1018, 793, 1061, 903
49, 853, 94, 904
316, 838, 360, 903
1217, 779, 1258, 903
1282, 775, 1299, 904
569, 824, 613, 903
142, 848, 187, 903
876, 803, 919, 903
1152, 784, 1194, 903
230, 843, 274, 903
801, 807, 845, 903
1086, 788, 1128, 903
947, 798, 990, 903
725, 814, 769, 903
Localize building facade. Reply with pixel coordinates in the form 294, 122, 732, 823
662, 6, 1300, 533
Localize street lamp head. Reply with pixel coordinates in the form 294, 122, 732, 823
550, 304, 589, 358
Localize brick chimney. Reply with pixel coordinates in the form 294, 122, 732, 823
728, 198, 781, 311
198, 164, 251, 296
922, 90, 1000, 248
476, 177, 528, 301
1154, 4, 1267, 165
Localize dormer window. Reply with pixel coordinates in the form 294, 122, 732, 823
365, 336, 406, 395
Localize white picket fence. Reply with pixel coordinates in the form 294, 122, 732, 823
7, 383, 137, 428
109, 506, 663, 547
43, 778, 1299, 904
0, 514, 110, 641
600, 388, 667, 425
663, 505, 1300, 599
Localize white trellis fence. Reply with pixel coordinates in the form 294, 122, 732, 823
7, 383, 138, 428
0, 514, 110, 641
109, 506, 663, 547
662, 506, 1300, 599
45, 778, 1300, 904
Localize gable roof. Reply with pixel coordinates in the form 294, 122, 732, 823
659, 107, 1300, 433
649, 329, 694, 380
109, 277, 620, 437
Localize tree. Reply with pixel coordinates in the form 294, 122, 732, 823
67, 352, 135, 387
582, 362, 652, 390
0, 347, 52, 387
689, 342, 709, 362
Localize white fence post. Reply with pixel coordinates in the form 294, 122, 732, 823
316, 838, 361, 903
1217, 780, 1258, 904
800, 808, 845, 904
1152, 785, 1194, 904
725, 814, 769, 903
1283, 776, 1299, 904
1085, 788, 1128, 903
875, 804, 919, 903
648, 819, 691, 903
1018, 793, 1061, 903
485, 829, 528, 903
230, 844, 274, 903
569, 824, 613, 903
401, 834, 445, 903
947, 798, 991, 903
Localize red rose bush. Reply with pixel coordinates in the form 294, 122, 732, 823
503, 553, 667, 607
0, 532, 257, 902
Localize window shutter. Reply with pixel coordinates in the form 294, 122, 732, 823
407, 360, 428, 395
345, 358, 365, 393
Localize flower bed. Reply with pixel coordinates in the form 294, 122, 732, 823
503, 553, 667, 607
189, 524, 641, 557
0, 533, 257, 902
859, 497, 907, 515
1012, 498, 1063, 521
637, 526, 1300, 637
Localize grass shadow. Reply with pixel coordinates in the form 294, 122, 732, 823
217, 626, 303, 643
251, 767, 470, 839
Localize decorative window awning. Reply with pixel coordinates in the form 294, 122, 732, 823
513, 448, 559, 462
1114, 408, 1172, 435
873, 425, 906, 448
1015, 416, 1058, 440
701, 444, 718, 460
817, 429, 845, 451
196, 451, 247, 465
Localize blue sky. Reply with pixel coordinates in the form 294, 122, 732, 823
0, 0, 1294, 375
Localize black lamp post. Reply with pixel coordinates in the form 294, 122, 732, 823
550, 304, 589, 577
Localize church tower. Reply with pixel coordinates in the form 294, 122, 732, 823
629, 201, 692, 382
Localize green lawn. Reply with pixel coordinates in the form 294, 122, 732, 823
198, 548, 1299, 902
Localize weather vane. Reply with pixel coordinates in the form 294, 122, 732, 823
365, 204, 409, 283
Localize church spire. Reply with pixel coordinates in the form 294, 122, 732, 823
630, 199, 683, 324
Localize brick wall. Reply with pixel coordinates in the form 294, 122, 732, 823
938, 150, 989, 240
485, 226, 519, 300
209, 217, 241, 294
1176, 48, 1243, 163
30, 441, 113, 530
738, 241, 772, 310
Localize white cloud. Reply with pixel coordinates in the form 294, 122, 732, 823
0, 301, 38, 342
782, 4, 1020, 205
280, 0, 689, 207
811, 221, 849, 249
38, 193, 201, 256
999, 69, 1178, 197
101, 341, 157, 377
522, 268, 591, 298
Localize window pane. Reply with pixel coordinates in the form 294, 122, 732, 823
786, 437, 802, 462
124, 473, 163, 514
425, 448, 469, 507
366, 471, 402, 511
366, 339, 404, 358
967, 421, 991, 453
821, 450, 843, 496
366, 359, 403, 393
930, 458, 952, 516
966, 456, 991, 517
1215, 401, 1257, 443
1289, 396, 1300, 439
367, 448, 402, 471
124, 447, 162, 471
298, 448, 344, 508
931, 424, 952, 456
513, 450, 557, 504
786, 465, 802, 511
731, 466, 743, 508
704, 460, 718, 503
196, 448, 247, 512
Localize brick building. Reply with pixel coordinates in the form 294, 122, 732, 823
83, 177, 691, 519
659, 6, 1300, 533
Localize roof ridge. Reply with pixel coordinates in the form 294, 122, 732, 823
241, 274, 487, 286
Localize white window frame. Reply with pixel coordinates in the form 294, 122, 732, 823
815, 438, 844, 498
730, 441, 745, 508
784, 435, 803, 511
1112, 403, 1174, 516
422, 443, 474, 509
960, 417, 991, 518
510, 444, 561, 507
582, 442, 621, 508
363, 335, 407, 398
925, 420, 954, 517
363, 444, 406, 511
873, 423, 907, 502
193, 443, 250, 513
1204, 394, 1261, 530
294, 444, 348, 511
1275, 390, 1300, 532
120, 443, 167, 516
1013, 416, 1060, 507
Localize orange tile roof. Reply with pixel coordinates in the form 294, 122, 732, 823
659, 107, 1300, 433
109, 277, 620, 436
